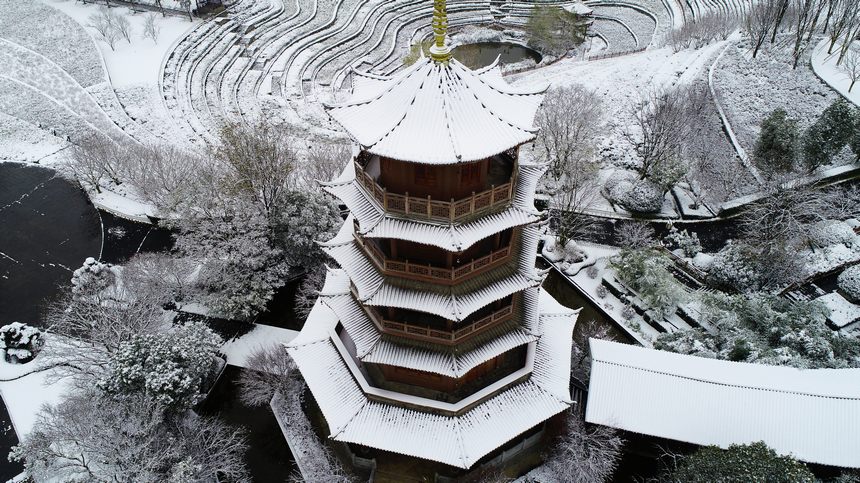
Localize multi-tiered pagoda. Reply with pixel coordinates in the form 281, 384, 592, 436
287, 0, 579, 474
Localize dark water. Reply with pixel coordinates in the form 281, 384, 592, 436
0, 163, 101, 326
453, 41, 542, 69
198, 366, 297, 482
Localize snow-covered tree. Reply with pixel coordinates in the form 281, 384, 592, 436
658, 442, 815, 483
71, 257, 117, 300
754, 109, 798, 174
838, 264, 860, 302
844, 47, 860, 92
270, 189, 341, 272
142, 13, 160, 43
298, 138, 351, 188
177, 209, 289, 320
534, 85, 604, 244
624, 89, 689, 190
121, 252, 197, 306
544, 411, 624, 483
99, 322, 222, 411
11, 390, 249, 483
802, 98, 858, 172
67, 134, 126, 191
526, 6, 587, 57
611, 249, 687, 318
294, 265, 327, 320
663, 226, 702, 258
216, 121, 298, 216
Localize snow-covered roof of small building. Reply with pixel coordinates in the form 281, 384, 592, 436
563, 2, 593, 16
322, 160, 546, 251
321, 215, 544, 321
329, 57, 547, 164
318, 269, 546, 377
286, 281, 578, 469
585, 340, 860, 469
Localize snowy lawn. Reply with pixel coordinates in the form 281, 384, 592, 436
0, 113, 70, 165
0, 0, 103, 88
712, 36, 840, 154
43, 0, 199, 89
811, 38, 860, 107
0, 342, 72, 439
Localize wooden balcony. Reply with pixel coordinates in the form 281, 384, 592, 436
353, 160, 516, 222
355, 234, 513, 285
362, 299, 517, 346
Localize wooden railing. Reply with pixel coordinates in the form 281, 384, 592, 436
355, 234, 512, 285
363, 300, 517, 346
353, 160, 516, 222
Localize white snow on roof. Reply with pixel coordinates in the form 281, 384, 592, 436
327, 57, 547, 164
321, 216, 543, 321
318, 272, 546, 377
287, 288, 577, 469
322, 161, 546, 251
816, 292, 860, 329
585, 340, 860, 469
564, 3, 593, 15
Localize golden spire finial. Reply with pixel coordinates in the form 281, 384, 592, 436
430, 0, 451, 63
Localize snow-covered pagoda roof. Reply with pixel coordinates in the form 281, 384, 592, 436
322, 160, 546, 252
317, 269, 546, 377
320, 215, 545, 321
586, 340, 860, 469
326, 56, 547, 164
286, 277, 578, 469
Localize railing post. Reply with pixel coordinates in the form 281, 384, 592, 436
427, 195, 431, 216
470, 192, 475, 212
404, 192, 409, 214
383, 187, 388, 210
450, 198, 455, 221
490, 184, 495, 204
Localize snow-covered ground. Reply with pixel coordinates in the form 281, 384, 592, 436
811, 38, 860, 107
220, 323, 299, 368
0, 342, 71, 439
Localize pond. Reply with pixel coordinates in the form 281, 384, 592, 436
0, 163, 101, 326
452, 41, 542, 70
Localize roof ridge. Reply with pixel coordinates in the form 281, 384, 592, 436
594, 359, 860, 401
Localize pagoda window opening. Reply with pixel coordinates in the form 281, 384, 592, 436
368, 227, 515, 270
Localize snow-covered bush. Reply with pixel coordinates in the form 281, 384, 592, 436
657, 293, 860, 369
611, 249, 686, 318
0, 322, 43, 364
808, 220, 857, 249
708, 242, 762, 292
177, 210, 289, 320
605, 172, 664, 213
544, 411, 623, 483
664, 226, 702, 258
71, 257, 116, 300
99, 322, 223, 411
586, 265, 599, 279
596, 285, 608, 298
838, 265, 860, 303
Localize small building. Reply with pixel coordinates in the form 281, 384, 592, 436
586, 339, 860, 469
286, 0, 579, 477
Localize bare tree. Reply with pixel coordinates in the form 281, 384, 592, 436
113, 11, 133, 44
122, 143, 205, 214
294, 265, 326, 320
745, 0, 777, 58
89, 8, 121, 51
827, 0, 860, 56
571, 319, 612, 386
11, 390, 249, 483
216, 121, 298, 216
844, 47, 860, 91
534, 85, 604, 182
544, 411, 624, 483
67, 135, 126, 192
791, 0, 826, 69
180, 0, 193, 21
299, 138, 350, 187
623, 88, 692, 190
237, 346, 298, 407
153, 0, 166, 17
769, 0, 792, 43
121, 252, 197, 306
534, 85, 604, 244
614, 221, 656, 249
142, 13, 161, 43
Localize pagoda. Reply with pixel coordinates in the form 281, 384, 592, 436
287, 0, 579, 473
